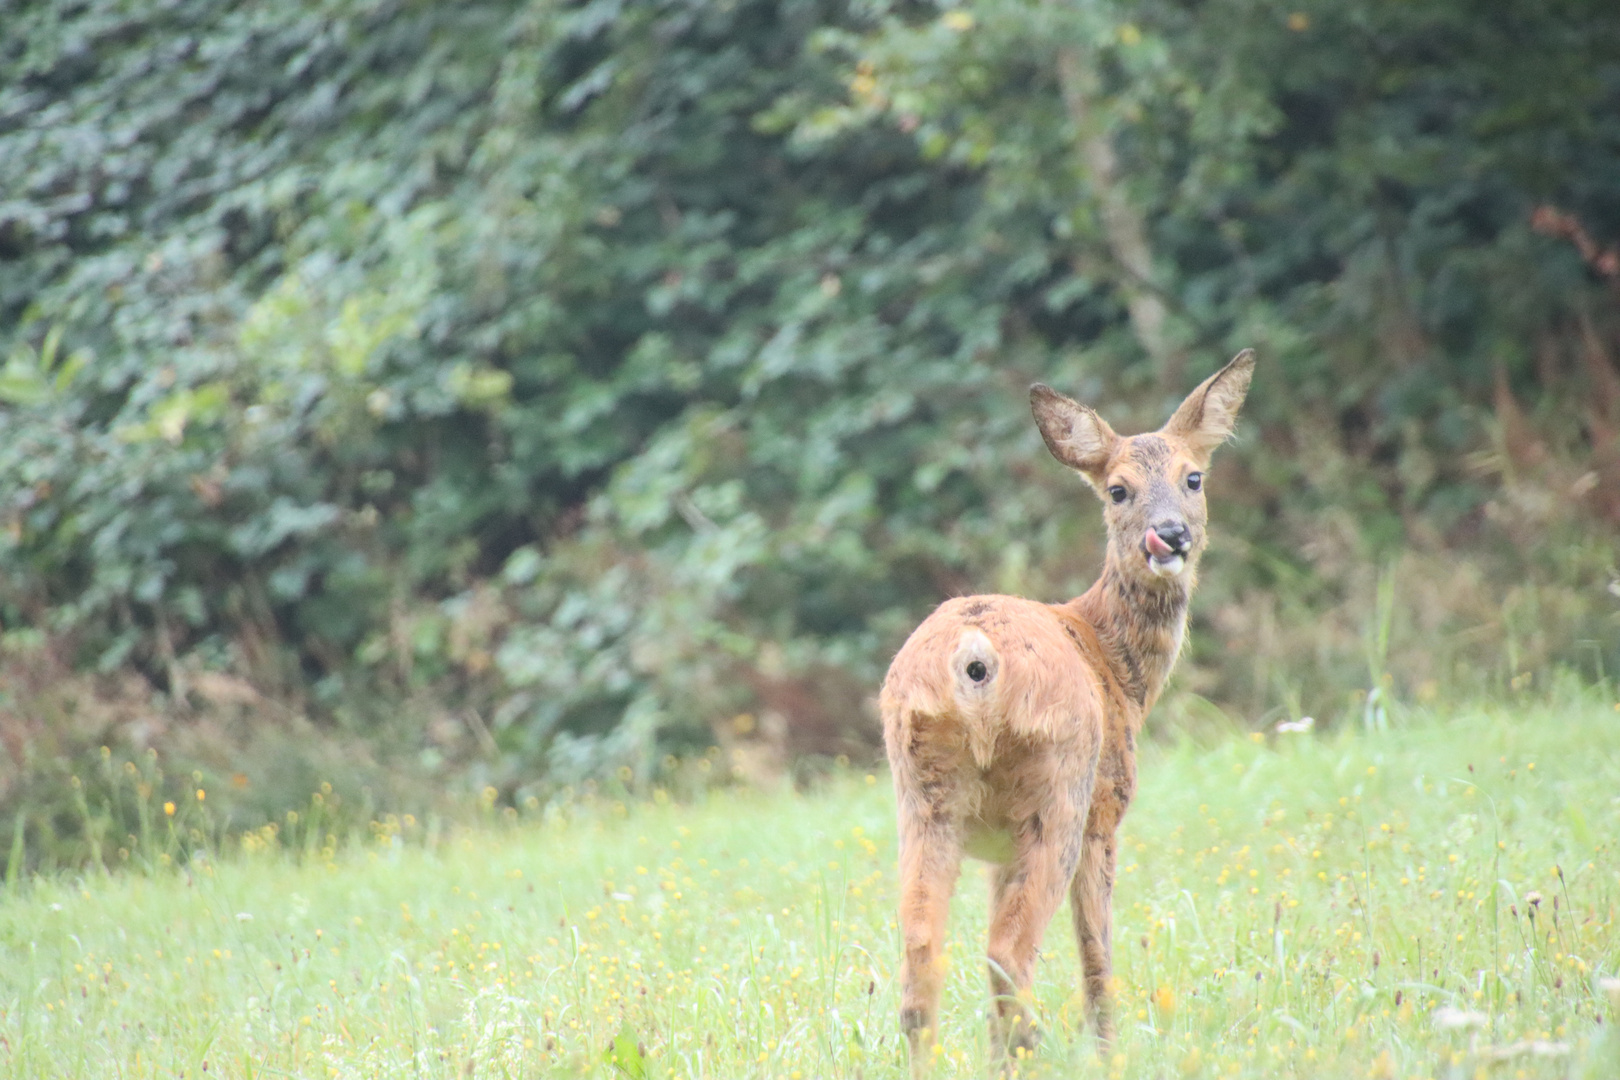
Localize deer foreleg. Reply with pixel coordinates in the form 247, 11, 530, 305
1071, 829, 1120, 1052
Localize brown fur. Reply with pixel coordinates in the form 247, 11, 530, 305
880, 351, 1255, 1073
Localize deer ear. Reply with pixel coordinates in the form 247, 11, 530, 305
1030, 383, 1120, 488
1161, 349, 1255, 462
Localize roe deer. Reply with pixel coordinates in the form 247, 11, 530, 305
880, 350, 1255, 1073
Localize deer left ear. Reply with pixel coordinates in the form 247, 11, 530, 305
1030, 383, 1121, 490
1162, 349, 1255, 463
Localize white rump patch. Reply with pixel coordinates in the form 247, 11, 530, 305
950, 629, 998, 694
950, 628, 1001, 768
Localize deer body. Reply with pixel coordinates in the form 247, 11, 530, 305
881, 351, 1254, 1072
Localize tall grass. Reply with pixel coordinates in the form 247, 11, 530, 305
1, 690, 1618, 1078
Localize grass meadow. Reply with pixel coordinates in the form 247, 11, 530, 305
2, 691, 1619, 1079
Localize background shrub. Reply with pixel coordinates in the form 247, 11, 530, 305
2, 0, 1617, 844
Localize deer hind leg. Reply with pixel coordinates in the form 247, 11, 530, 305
984, 806, 1088, 1069
1070, 829, 1120, 1052
897, 811, 964, 1078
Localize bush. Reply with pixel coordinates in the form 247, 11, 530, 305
1, 0, 1617, 816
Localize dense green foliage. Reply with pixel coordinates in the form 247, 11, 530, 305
2, 0, 1618, 804
3, 698, 1619, 1077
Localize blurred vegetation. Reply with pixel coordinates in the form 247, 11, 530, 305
2, 0, 1618, 854
3, 691, 1619, 1076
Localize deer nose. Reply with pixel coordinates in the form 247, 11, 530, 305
1150, 522, 1190, 554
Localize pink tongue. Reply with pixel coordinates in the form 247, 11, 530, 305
1145, 529, 1174, 558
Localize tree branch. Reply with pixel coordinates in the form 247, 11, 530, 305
1054, 41, 1185, 389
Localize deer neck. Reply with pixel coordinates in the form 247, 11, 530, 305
1067, 545, 1193, 713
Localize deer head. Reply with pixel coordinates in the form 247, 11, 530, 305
1029, 349, 1255, 586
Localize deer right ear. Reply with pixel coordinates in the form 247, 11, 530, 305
1030, 384, 1120, 488
1161, 349, 1255, 463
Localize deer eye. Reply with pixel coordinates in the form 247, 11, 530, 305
1186, 472, 1203, 492
1107, 485, 1127, 504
